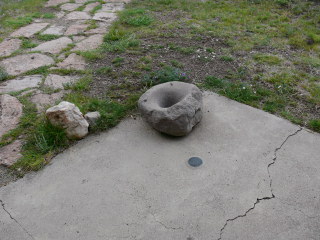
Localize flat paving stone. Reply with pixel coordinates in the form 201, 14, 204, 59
0, 140, 22, 167
92, 12, 117, 22
30, 90, 68, 112
0, 39, 22, 57
65, 11, 91, 20
0, 75, 42, 93
1, 93, 319, 239
64, 23, 88, 35
75, 0, 90, 3
61, 3, 83, 11
10, 23, 49, 38
98, 3, 125, 12
83, 2, 100, 12
72, 34, 103, 51
45, 0, 69, 7
56, 11, 66, 19
0, 94, 23, 139
42, 25, 66, 35
85, 22, 109, 34
72, 36, 86, 42
0, 53, 54, 76
44, 74, 78, 89
31, 37, 73, 54
56, 53, 86, 70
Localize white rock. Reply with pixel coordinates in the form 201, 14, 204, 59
64, 24, 88, 35
44, 74, 78, 89
0, 39, 22, 57
0, 95, 23, 138
56, 53, 86, 70
46, 101, 89, 139
60, 3, 82, 11
42, 25, 66, 35
0, 75, 42, 93
30, 90, 67, 112
65, 11, 91, 20
72, 34, 103, 51
31, 37, 72, 54
92, 12, 117, 22
0, 53, 54, 76
84, 111, 101, 126
10, 23, 49, 38
98, 3, 124, 12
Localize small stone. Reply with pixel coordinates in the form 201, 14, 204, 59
0, 140, 23, 167
65, 11, 91, 20
85, 22, 109, 34
84, 112, 101, 126
61, 3, 82, 11
0, 95, 23, 138
0, 75, 42, 93
42, 25, 66, 36
72, 34, 103, 51
138, 81, 203, 136
10, 23, 49, 38
44, 74, 78, 89
31, 37, 72, 54
98, 3, 125, 12
45, 0, 69, 7
30, 91, 67, 112
0, 53, 54, 76
64, 24, 88, 35
83, 2, 100, 12
0, 39, 22, 57
56, 53, 86, 70
46, 101, 89, 139
92, 12, 117, 22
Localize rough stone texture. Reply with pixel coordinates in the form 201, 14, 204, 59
56, 12, 65, 19
46, 101, 89, 139
0, 95, 23, 138
10, 23, 49, 38
0, 53, 54, 76
56, 53, 86, 70
45, 0, 69, 7
75, 0, 89, 3
138, 81, 203, 136
64, 24, 88, 35
92, 12, 117, 22
31, 37, 72, 54
98, 3, 125, 12
30, 91, 67, 112
85, 22, 109, 34
72, 36, 86, 42
44, 74, 78, 89
42, 25, 65, 36
0, 39, 22, 57
72, 34, 103, 51
83, 2, 100, 12
65, 11, 91, 20
1, 93, 319, 240
60, 3, 82, 11
0, 75, 42, 93
0, 140, 22, 167
84, 111, 101, 126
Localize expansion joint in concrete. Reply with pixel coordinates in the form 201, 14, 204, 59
217, 127, 302, 240
0, 199, 35, 240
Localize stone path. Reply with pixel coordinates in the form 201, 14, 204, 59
0, 0, 127, 167
1, 93, 319, 239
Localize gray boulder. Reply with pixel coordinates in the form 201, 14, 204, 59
138, 81, 203, 136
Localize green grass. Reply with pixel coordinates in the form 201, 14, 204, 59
119, 8, 154, 27
21, 38, 38, 49
36, 34, 60, 41
142, 67, 189, 86
253, 54, 282, 65
0, 67, 9, 81
308, 119, 320, 132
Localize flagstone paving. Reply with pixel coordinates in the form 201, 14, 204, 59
0, 0, 129, 169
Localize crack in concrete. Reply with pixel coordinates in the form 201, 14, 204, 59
151, 213, 183, 231
217, 127, 303, 240
0, 199, 35, 240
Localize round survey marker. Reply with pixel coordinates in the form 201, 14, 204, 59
188, 157, 203, 167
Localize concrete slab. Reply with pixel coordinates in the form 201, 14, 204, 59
0, 93, 319, 240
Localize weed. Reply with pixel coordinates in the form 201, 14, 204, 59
112, 56, 125, 66
220, 56, 234, 62
21, 38, 38, 49
95, 66, 113, 74
308, 119, 320, 132
253, 54, 282, 65
119, 8, 153, 27
0, 67, 8, 81
78, 50, 103, 61
142, 67, 188, 86
36, 34, 60, 41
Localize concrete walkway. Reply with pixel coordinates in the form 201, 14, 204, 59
1, 93, 319, 240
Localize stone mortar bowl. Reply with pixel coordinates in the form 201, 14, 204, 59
138, 81, 203, 136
